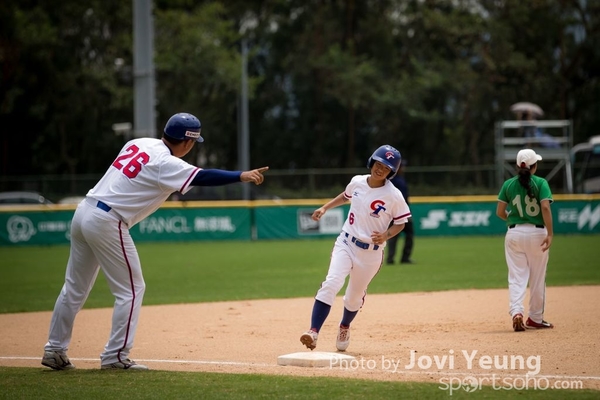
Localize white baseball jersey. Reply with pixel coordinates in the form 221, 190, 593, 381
45, 137, 201, 366
342, 175, 411, 246
315, 175, 411, 313
88, 138, 200, 227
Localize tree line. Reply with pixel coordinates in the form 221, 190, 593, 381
1, 0, 598, 186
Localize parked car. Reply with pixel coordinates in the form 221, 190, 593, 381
571, 135, 600, 193
58, 196, 86, 205
0, 191, 54, 205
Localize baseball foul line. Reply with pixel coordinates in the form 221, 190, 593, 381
1, 356, 599, 382
0, 356, 272, 368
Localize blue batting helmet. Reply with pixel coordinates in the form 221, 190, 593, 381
367, 145, 402, 179
163, 113, 204, 142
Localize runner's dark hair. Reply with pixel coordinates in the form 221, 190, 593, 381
517, 164, 536, 199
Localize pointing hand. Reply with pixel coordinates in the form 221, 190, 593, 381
241, 166, 269, 185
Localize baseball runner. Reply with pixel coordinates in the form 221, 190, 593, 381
42, 112, 268, 371
300, 145, 411, 352
496, 148, 554, 332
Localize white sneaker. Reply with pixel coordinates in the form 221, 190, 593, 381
42, 350, 75, 370
336, 325, 350, 351
101, 358, 149, 370
300, 330, 318, 350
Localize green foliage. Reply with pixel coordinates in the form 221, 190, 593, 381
2, 1, 600, 189
0, 367, 598, 399
1, 235, 598, 314
314, 45, 380, 110
155, 3, 244, 103
154, 2, 266, 169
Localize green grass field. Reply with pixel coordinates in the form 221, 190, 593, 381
1, 367, 599, 400
1, 235, 598, 313
1, 235, 599, 398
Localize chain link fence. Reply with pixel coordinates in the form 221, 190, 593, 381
0, 163, 580, 203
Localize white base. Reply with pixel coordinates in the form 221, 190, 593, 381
277, 351, 356, 368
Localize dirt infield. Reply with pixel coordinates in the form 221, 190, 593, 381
1, 286, 599, 390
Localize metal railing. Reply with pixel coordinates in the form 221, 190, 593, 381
495, 119, 574, 193
0, 165, 520, 203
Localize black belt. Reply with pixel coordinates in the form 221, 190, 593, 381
96, 201, 112, 212
344, 232, 379, 250
509, 224, 544, 229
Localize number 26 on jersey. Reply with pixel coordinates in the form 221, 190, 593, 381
112, 144, 150, 179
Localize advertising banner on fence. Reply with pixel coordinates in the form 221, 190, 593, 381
413, 201, 600, 236
0, 207, 251, 246
254, 199, 600, 239
255, 206, 348, 239
1, 198, 598, 246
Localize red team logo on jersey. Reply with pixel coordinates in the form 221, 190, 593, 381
370, 200, 386, 218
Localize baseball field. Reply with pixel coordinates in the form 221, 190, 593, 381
1, 235, 599, 398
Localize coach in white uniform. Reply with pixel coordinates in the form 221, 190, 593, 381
42, 112, 268, 370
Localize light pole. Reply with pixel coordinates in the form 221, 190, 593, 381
239, 38, 250, 200
239, 15, 256, 200
133, 0, 156, 138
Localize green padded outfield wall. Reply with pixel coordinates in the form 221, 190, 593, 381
0, 196, 598, 246
0, 205, 251, 246
254, 196, 600, 239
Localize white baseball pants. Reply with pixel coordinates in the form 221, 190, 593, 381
315, 232, 383, 312
504, 224, 549, 322
44, 198, 145, 364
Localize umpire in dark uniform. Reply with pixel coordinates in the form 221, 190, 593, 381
386, 159, 414, 264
